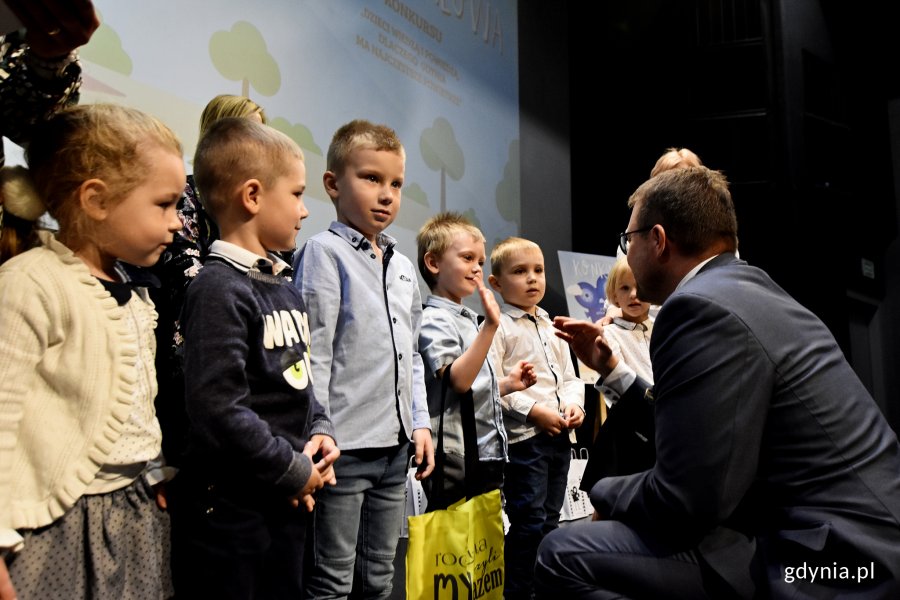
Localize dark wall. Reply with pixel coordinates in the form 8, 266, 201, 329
519, 0, 900, 428
518, 1, 571, 318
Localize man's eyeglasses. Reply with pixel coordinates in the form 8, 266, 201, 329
618, 226, 654, 255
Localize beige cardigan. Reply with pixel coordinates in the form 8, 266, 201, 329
0, 232, 158, 545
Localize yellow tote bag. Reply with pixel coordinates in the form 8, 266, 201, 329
406, 489, 504, 600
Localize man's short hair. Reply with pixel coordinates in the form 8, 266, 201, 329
628, 166, 738, 256
193, 117, 303, 222
490, 237, 541, 277
326, 119, 405, 175
416, 211, 484, 289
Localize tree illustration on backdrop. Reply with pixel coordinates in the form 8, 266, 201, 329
209, 21, 280, 98
420, 117, 464, 212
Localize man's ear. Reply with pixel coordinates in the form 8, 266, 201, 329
323, 171, 339, 202
488, 274, 501, 292
78, 179, 109, 221
423, 251, 441, 277
650, 224, 668, 258
240, 179, 262, 215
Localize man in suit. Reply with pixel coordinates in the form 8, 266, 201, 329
535, 167, 900, 599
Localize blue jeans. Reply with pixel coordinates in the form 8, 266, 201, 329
504, 432, 571, 599
303, 443, 408, 600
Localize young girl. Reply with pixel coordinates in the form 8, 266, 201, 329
0, 103, 185, 599
601, 256, 653, 386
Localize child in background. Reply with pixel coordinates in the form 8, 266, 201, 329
487, 237, 584, 600
600, 256, 653, 402
603, 147, 703, 323
293, 119, 433, 599
174, 117, 335, 598
0, 104, 185, 599
151, 94, 267, 467
417, 213, 536, 511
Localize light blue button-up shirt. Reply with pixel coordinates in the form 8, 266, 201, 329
419, 294, 508, 462
293, 221, 429, 450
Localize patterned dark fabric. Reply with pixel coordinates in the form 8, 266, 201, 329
0, 32, 82, 165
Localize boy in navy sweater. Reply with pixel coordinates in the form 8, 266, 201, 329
172, 117, 337, 599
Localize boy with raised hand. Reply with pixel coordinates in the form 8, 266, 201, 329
488, 236, 584, 599
416, 213, 537, 511
293, 119, 434, 599
176, 117, 337, 598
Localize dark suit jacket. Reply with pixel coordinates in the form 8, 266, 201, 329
590, 254, 900, 598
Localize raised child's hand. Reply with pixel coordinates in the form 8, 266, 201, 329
527, 403, 568, 436
476, 277, 501, 328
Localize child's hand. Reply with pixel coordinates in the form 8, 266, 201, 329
0, 559, 16, 600
308, 434, 340, 486
499, 360, 537, 395
562, 404, 585, 429
527, 404, 568, 435
412, 428, 435, 480
153, 481, 168, 510
476, 277, 501, 328
292, 460, 324, 512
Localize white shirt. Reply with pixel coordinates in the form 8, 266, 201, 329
490, 304, 585, 444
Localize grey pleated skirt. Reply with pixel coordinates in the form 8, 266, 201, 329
8, 476, 173, 600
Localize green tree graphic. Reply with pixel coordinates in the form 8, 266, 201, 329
209, 21, 280, 97
420, 117, 464, 212
80, 19, 132, 74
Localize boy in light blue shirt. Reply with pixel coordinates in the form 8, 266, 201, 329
293, 119, 433, 599
416, 212, 536, 511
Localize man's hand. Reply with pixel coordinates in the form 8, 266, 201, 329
412, 428, 435, 480
553, 317, 618, 377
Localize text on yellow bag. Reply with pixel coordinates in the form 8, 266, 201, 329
406, 489, 504, 600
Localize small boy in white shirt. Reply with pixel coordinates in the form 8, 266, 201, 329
488, 236, 585, 599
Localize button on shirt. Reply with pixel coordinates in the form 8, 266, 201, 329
293, 221, 429, 450
420, 295, 507, 461
490, 304, 585, 444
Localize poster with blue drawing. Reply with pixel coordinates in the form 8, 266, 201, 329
557, 250, 617, 383
558, 250, 617, 322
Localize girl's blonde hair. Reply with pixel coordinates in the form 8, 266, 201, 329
605, 256, 633, 304
199, 95, 267, 136
650, 147, 703, 178
0, 103, 182, 264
